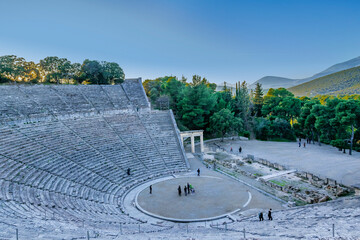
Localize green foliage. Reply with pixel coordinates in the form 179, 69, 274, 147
262, 88, 301, 124
177, 83, 217, 130
241, 131, 250, 138
0, 55, 125, 85
253, 83, 264, 116
142, 77, 360, 152
232, 81, 251, 128
208, 109, 243, 139
143, 76, 186, 110
254, 117, 295, 141
254, 117, 271, 140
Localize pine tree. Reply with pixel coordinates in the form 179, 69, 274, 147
253, 83, 264, 116
232, 81, 251, 129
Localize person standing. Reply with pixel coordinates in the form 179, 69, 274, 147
239, 146, 242, 153
187, 183, 190, 194
268, 209, 273, 220
197, 168, 200, 176
178, 185, 182, 196
184, 186, 187, 196
259, 212, 264, 221
149, 185, 152, 194
299, 142, 301, 147
230, 147, 233, 152
127, 168, 131, 175
304, 142, 306, 148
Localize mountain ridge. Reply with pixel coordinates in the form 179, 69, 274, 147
288, 65, 360, 96
248, 56, 360, 90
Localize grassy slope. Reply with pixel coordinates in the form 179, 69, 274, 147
288, 66, 360, 96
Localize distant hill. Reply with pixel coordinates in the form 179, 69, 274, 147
288, 66, 360, 96
249, 76, 297, 90
248, 56, 360, 90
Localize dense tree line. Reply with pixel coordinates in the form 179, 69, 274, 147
0, 55, 125, 84
144, 76, 360, 154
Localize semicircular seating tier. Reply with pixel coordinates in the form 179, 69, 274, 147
0, 78, 188, 233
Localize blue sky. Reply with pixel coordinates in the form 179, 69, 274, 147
0, 0, 359, 84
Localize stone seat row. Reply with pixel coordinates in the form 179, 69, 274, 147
0, 81, 145, 123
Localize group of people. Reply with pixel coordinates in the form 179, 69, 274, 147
178, 183, 194, 196
229, 146, 242, 153
259, 209, 273, 221
298, 138, 306, 148
298, 138, 314, 148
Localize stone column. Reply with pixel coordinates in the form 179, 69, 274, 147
200, 134, 204, 153
191, 135, 195, 153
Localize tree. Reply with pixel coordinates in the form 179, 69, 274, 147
0, 55, 26, 82
58, 60, 73, 84
253, 83, 264, 117
163, 77, 185, 111
101, 61, 125, 84
298, 100, 319, 143
214, 90, 232, 112
209, 109, 243, 141
232, 81, 251, 129
254, 117, 271, 140
22, 61, 40, 83
262, 88, 298, 122
177, 84, 216, 130
277, 97, 301, 125
180, 75, 187, 84
39, 56, 69, 83
191, 75, 202, 86
271, 118, 295, 140
335, 99, 360, 155
81, 59, 105, 84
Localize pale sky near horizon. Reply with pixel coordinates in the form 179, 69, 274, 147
0, 0, 359, 84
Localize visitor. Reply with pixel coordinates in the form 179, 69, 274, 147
187, 183, 190, 194
149, 185, 152, 194
268, 209, 273, 220
184, 186, 187, 196
299, 142, 301, 147
189, 184, 195, 193
127, 168, 131, 175
239, 146, 242, 153
197, 168, 200, 176
304, 142, 306, 148
259, 212, 264, 221
178, 185, 182, 196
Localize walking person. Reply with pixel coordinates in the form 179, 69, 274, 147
187, 183, 190, 194
268, 209, 273, 220
299, 142, 301, 147
239, 146, 242, 153
178, 185, 182, 196
304, 142, 306, 148
149, 185, 152, 194
184, 186, 187, 196
197, 168, 200, 176
259, 212, 264, 221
